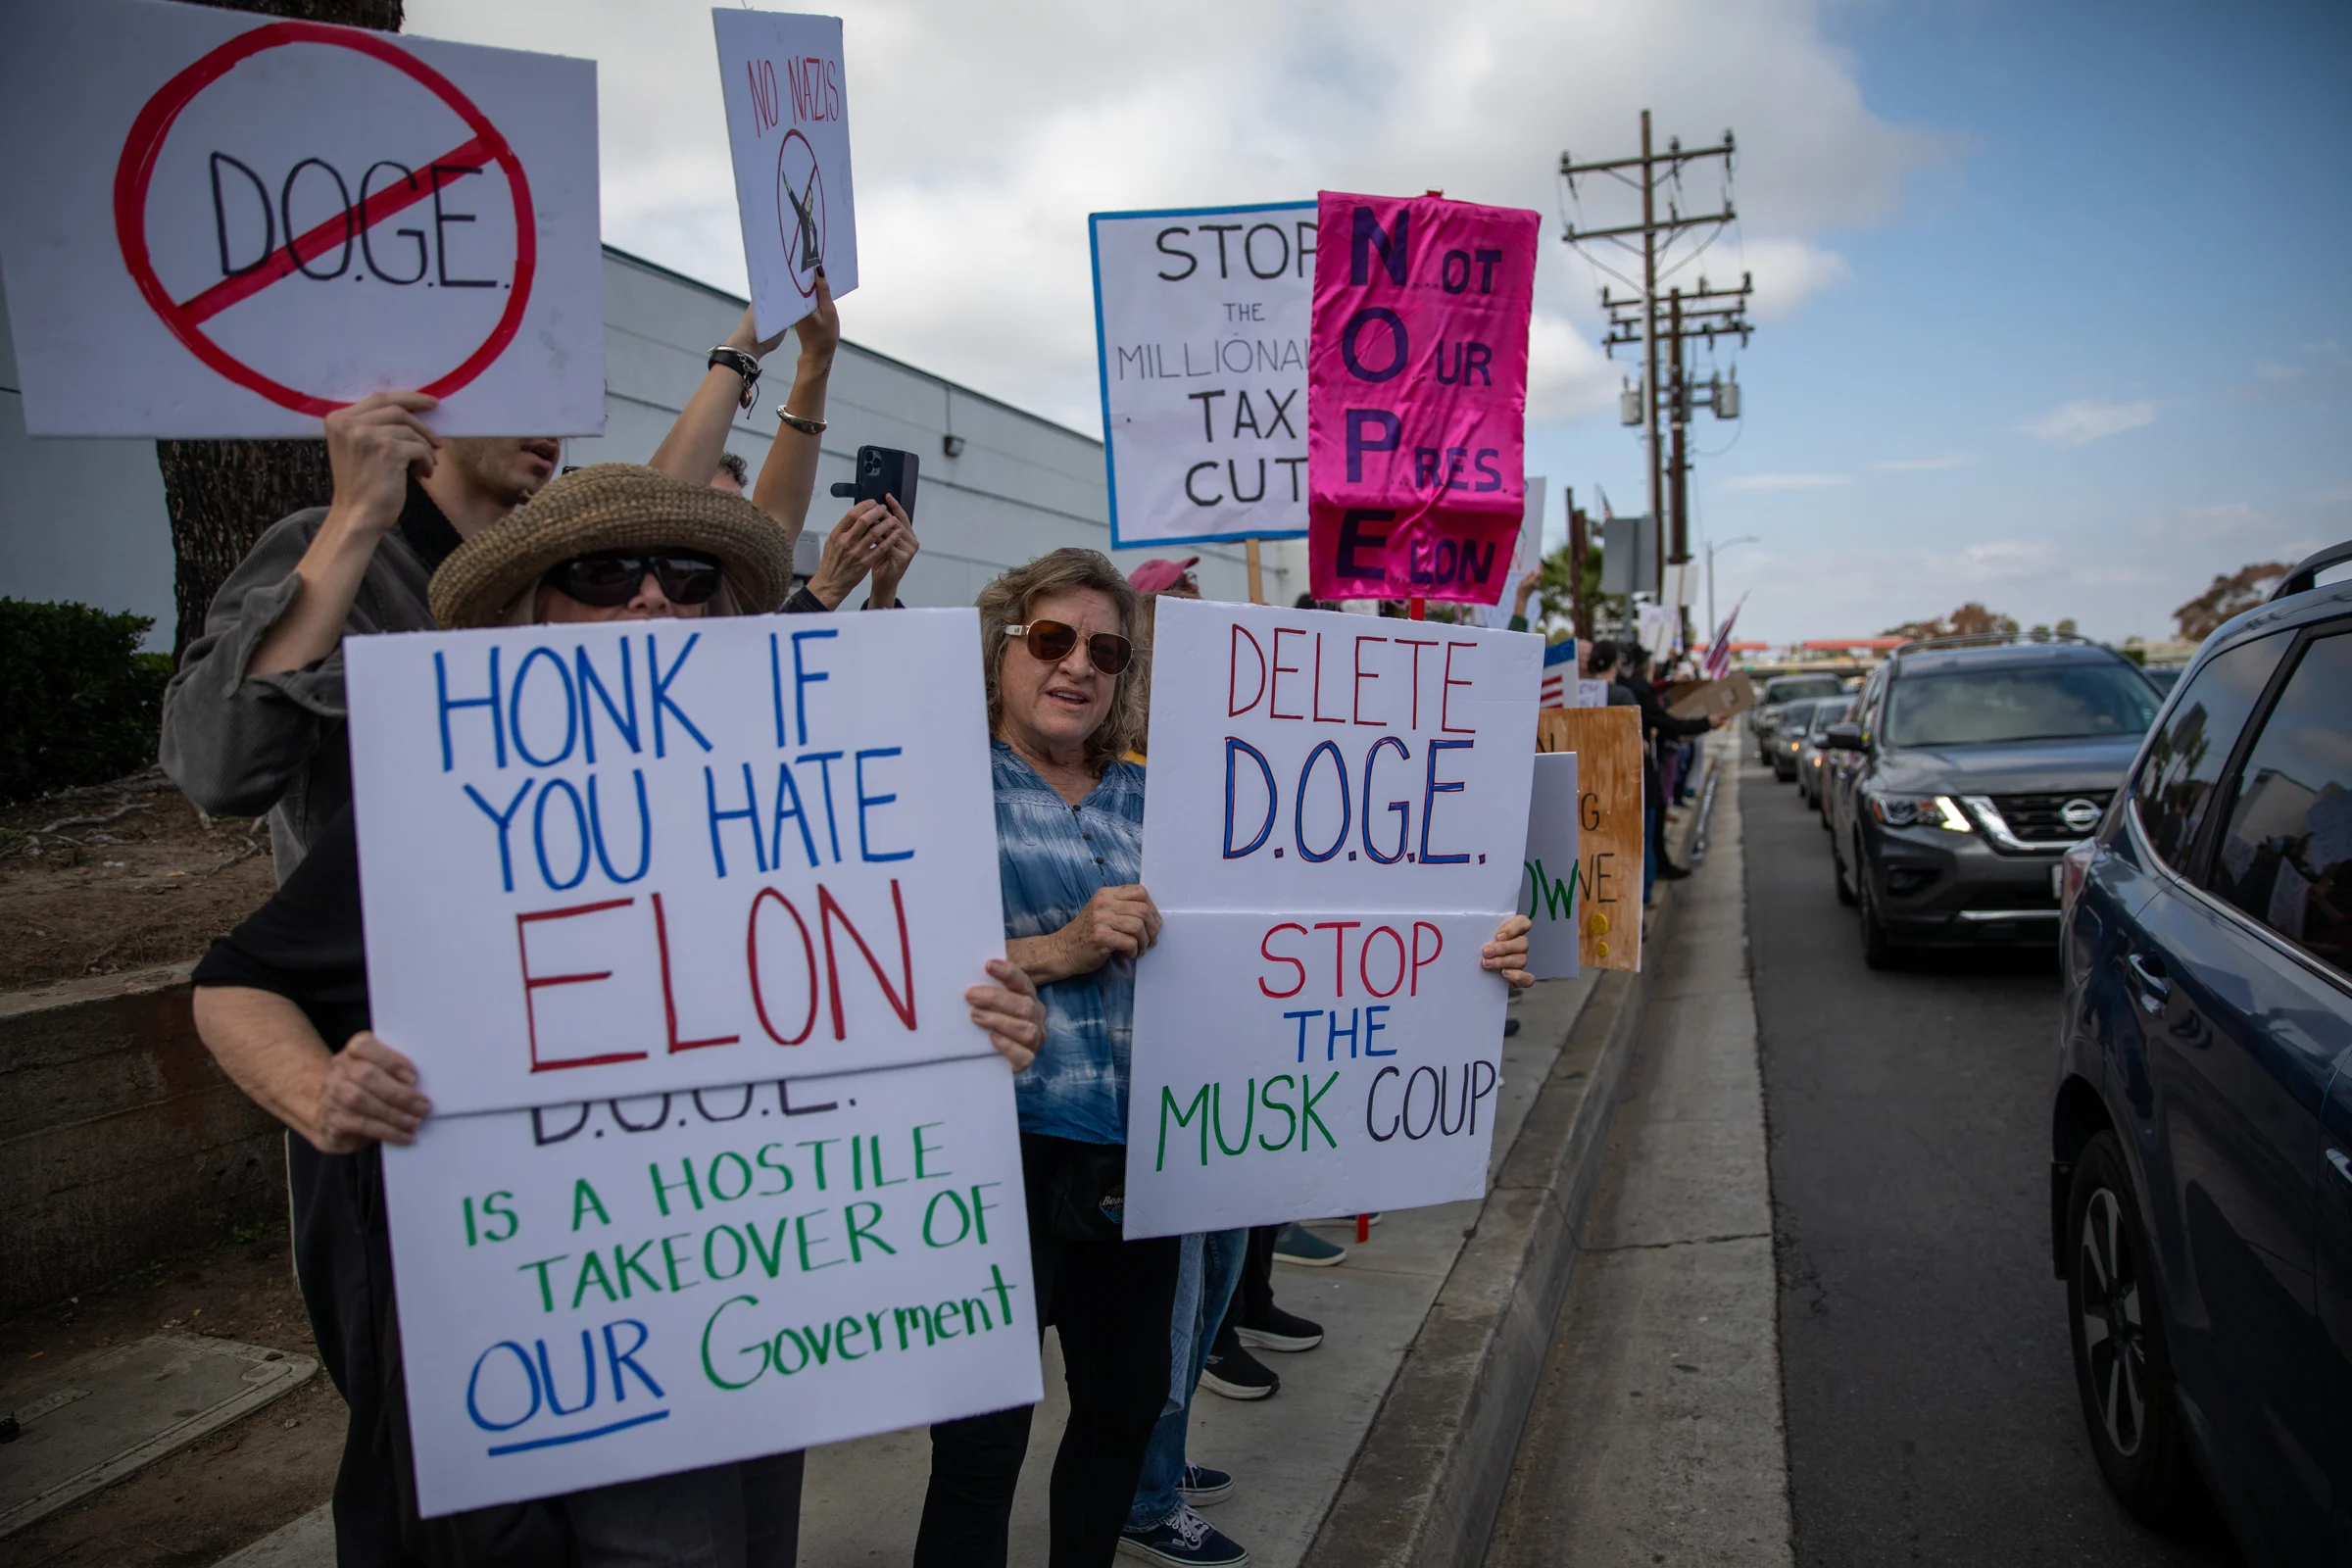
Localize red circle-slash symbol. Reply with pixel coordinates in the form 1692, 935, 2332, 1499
775, 128, 824, 299
112, 21, 537, 416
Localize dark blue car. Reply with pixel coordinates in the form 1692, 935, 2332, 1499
2052, 542, 2352, 1561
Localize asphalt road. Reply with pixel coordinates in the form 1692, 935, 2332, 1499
1742, 757, 2241, 1567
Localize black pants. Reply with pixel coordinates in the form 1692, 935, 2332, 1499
913, 1134, 1183, 1568
1228, 1224, 1280, 1334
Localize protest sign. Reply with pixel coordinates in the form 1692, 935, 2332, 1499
1518, 752, 1581, 980
1577, 679, 1611, 709
1124, 597, 1539, 1237
1124, 911, 1508, 1234
713, 10, 858, 340
1534, 707, 1642, 971
1137, 597, 1540, 914
1668, 670, 1756, 722
385, 1054, 1040, 1516
0, 0, 604, 437
1090, 202, 1313, 549
344, 610, 1004, 1116
1305, 191, 1540, 602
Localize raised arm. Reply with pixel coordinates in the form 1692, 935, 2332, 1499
751, 270, 843, 545
647, 306, 786, 488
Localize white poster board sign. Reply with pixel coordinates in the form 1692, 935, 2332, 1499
713, 10, 858, 341
386, 1055, 1040, 1516
0, 0, 605, 438
1124, 598, 1539, 1237
1479, 476, 1546, 612
345, 610, 1004, 1116
1091, 203, 1313, 549
1517, 752, 1581, 980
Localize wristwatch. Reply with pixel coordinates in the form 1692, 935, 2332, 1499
708, 346, 760, 410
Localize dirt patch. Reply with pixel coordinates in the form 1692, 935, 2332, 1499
0, 1223, 340, 1566
0, 768, 277, 991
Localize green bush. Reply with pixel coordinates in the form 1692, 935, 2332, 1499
0, 599, 173, 807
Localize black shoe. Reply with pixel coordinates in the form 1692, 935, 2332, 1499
1234, 1303, 1324, 1352
1502, 1016, 1521, 1037
1200, 1339, 1280, 1399
1656, 860, 1691, 880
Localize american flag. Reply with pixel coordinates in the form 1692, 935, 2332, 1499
1702, 597, 1746, 681
1540, 638, 1579, 709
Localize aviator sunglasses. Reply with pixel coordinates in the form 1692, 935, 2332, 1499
1004, 619, 1134, 675
543, 551, 724, 608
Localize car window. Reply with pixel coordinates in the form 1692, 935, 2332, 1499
1883, 662, 2160, 748
1765, 677, 1842, 704
2132, 632, 2288, 869
2205, 632, 2352, 978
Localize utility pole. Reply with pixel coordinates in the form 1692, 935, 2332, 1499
1561, 114, 1743, 599
1565, 486, 1591, 639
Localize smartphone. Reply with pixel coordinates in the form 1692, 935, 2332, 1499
827, 445, 919, 522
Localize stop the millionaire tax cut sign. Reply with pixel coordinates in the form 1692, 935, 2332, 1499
0, 0, 605, 437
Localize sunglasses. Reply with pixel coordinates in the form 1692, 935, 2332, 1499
543, 552, 724, 608
1004, 619, 1134, 675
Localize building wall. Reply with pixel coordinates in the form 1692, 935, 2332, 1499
0, 246, 1305, 649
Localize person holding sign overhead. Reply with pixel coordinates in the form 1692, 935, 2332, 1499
190, 465, 1049, 1566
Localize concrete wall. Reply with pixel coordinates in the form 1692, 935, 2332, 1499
0, 245, 1308, 649
0, 965, 285, 1314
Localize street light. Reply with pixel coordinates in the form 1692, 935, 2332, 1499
1704, 534, 1759, 643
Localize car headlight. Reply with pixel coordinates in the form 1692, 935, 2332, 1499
1865, 789, 1972, 831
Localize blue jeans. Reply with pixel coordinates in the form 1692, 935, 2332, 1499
1126, 1228, 1248, 1530
1644, 800, 1663, 902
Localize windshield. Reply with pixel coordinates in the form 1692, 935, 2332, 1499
1807, 701, 1854, 736
1765, 676, 1843, 704
1883, 663, 2160, 748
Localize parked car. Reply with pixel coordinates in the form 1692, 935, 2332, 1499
1798, 698, 1858, 814
1770, 697, 1838, 782
2142, 665, 2184, 696
1824, 634, 2162, 964
2049, 540, 2352, 1561
1751, 673, 1846, 764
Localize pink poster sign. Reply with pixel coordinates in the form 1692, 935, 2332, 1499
1306, 192, 1539, 602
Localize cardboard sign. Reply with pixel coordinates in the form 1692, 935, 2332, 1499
1123, 911, 1506, 1236
1668, 671, 1756, 722
0, 0, 605, 437
1138, 598, 1540, 914
385, 1055, 1040, 1516
1091, 202, 1313, 548
1518, 752, 1581, 980
1124, 598, 1538, 1237
713, 10, 858, 340
1534, 707, 1642, 971
344, 611, 1004, 1116
1306, 192, 1541, 603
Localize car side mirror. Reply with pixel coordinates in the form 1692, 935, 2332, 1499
1825, 722, 1866, 752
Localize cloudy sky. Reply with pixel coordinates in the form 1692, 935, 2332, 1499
411, 0, 2350, 645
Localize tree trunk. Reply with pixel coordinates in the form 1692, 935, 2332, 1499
159, 0, 403, 663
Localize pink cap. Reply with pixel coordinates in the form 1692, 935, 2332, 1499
1128, 557, 1200, 595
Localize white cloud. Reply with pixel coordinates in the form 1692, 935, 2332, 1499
1873, 453, 1972, 471
1721, 471, 1850, 491
408, 0, 1948, 431
2019, 399, 2157, 446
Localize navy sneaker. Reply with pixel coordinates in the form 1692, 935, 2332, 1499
1178, 1462, 1234, 1505
1119, 1504, 1250, 1565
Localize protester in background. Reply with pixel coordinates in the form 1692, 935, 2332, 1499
1621, 645, 1717, 901
711, 449, 751, 495
1506, 569, 1541, 631
189, 464, 1050, 1568
1122, 1227, 1251, 1566
160, 274, 846, 877
1129, 557, 1200, 600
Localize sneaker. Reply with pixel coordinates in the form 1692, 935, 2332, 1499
1234, 1303, 1323, 1353
1656, 860, 1691, 881
1200, 1340, 1280, 1400
1119, 1503, 1250, 1565
1271, 1222, 1347, 1267
1178, 1462, 1234, 1505
1503, 1016, 1521, 1038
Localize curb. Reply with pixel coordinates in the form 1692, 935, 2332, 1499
1300, 757, 1712, 1568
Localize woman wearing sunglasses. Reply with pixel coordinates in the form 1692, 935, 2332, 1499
191, 465, 1047, 1568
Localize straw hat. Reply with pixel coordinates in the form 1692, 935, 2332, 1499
429, 463, 797, 629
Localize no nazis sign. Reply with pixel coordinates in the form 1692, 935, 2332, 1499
0, 0, 606, 437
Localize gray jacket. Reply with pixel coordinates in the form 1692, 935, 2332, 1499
160, 483, 464, 877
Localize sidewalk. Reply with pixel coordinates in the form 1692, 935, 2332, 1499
217, 746, 1720, 1568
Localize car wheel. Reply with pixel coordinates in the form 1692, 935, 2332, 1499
1856, 855, 1895, 967
2066, 1132, 2198, 1530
